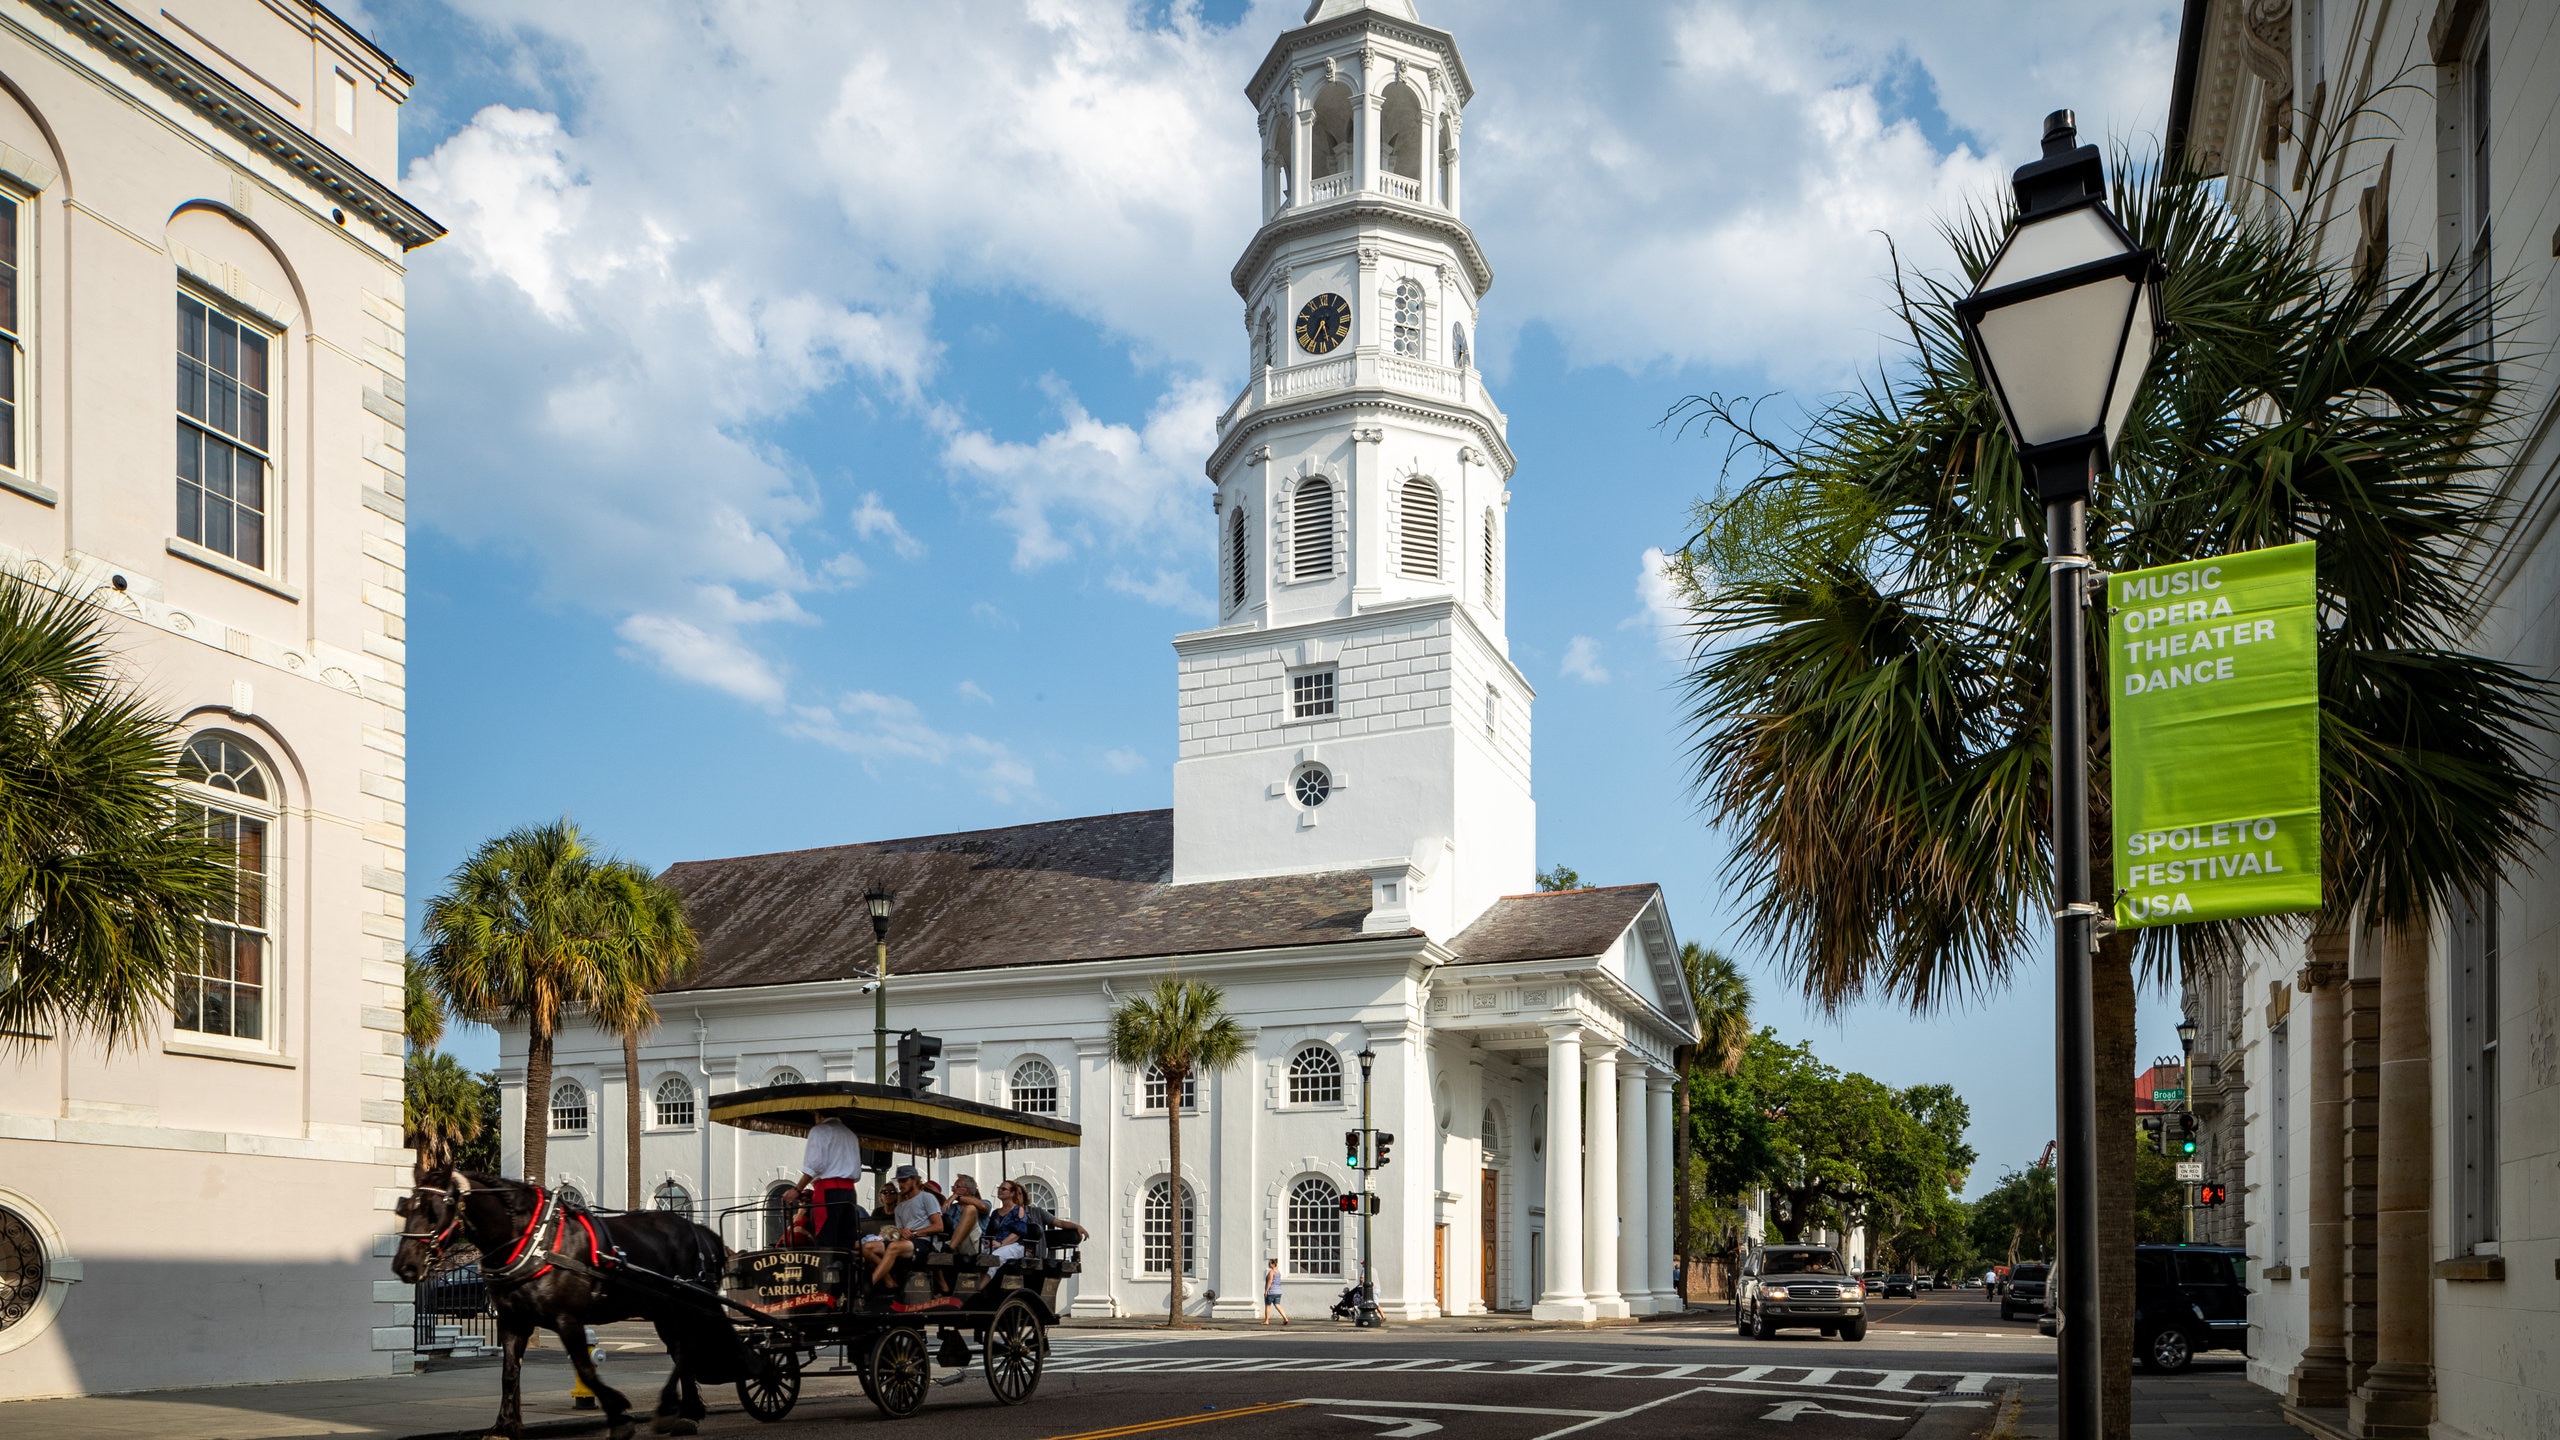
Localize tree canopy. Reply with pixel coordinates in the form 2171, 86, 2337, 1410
1697, 1029, 1973, 1246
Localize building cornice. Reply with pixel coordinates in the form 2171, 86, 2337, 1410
1246, 12, 1473, 110
1232, 195, 1492, 301
1172, 593, 1532, 696
33, 0, 445, 250
1207, 387, 1515, 480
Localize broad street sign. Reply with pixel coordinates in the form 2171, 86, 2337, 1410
2150, 1087, 2185, 1105
2176, 1161, 2204, 1182
2109, 542, 2321, 928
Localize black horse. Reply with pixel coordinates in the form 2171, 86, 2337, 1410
392, 1169, 730, 1440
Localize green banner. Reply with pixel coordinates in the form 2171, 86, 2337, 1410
2108, 542, 2321, 928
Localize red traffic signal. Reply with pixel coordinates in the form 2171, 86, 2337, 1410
1336, 1193, 1360, 1213
2198, 1182, 2227, 1206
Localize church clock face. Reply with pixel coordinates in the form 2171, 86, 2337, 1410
1295, 293, 1351, 354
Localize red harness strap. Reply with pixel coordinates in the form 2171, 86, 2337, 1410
492, 1189, 605, 1281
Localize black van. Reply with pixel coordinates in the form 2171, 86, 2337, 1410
2135, 1244, 2250, 1372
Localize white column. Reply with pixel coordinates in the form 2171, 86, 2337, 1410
1357, 88, 1381, 194
1647, 1077, 1678, 1311
1618, 1068, 1651, 1315
1291, 104, 1313, 210
1442, 114, 1461, 217
1531, 1025, 1592, 1321
1584, 1044, 1625, 1318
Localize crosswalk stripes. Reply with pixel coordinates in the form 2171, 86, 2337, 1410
1036, 1352, 2039, 1398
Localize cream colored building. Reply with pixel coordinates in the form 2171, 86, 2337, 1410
2171, 1, 2557, 1436
0, 0, 439, 1399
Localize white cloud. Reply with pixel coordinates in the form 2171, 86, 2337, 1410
786, 691, 1038, 803
1103, 747, 1148, 774
852, 492, 925, 559
1624, 546, 1692, 662
940, 377, 1224, 573
1560, 635, 1611, 684
616, 613, 786, 707
956, 680, 994, 706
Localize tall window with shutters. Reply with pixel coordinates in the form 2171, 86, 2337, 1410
1228, 505, 1250, 608
176, 293, 273, 568
0, 192, 20, 474
1399, 478, 1441, 579
1481, 508, 1501, 612
174, 734, 275, 1042
2452, 886, 2500, 1251
1290, 479, 1334, 581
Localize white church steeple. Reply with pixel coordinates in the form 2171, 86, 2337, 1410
1173, 0, 1531, 940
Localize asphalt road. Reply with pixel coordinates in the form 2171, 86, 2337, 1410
560, 1289, 2054, 1440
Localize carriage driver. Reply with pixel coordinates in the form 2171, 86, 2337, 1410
793, 1114, 868, 1249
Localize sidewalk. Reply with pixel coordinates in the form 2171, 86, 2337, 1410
2005, 1362, 2293, 1439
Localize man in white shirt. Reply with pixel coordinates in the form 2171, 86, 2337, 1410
794, 1115, 866, 1248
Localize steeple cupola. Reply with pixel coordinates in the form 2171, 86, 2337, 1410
1173, 0, 1532, 940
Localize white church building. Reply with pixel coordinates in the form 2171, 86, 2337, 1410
498, 0, 1700, 1323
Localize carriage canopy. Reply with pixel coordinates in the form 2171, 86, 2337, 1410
707, 1080, 1081, 1158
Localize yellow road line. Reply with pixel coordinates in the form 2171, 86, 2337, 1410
1042, 1399, 1307, 1440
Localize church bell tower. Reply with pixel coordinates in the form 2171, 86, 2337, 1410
1171, 0, 1530, 940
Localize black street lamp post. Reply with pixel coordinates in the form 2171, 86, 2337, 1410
1355, 1046, 1383, 1328
865, 887, 896, 1087
2178, 1015, 2200, 1244
1954, 109, 2164, 1440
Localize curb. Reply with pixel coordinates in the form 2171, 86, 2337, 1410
399, 1424, 607, 1440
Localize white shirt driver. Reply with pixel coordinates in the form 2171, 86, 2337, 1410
800, 1117, 864, 1181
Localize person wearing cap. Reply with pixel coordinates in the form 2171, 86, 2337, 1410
862, 1164, 948, 1291
792, 1115, 868, 1249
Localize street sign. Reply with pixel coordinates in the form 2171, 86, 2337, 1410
2150, 1087, 2185, 1104
2176, 1161, 2203, 1182
2109, 542, 2321, 928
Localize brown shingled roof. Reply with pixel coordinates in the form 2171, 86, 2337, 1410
1442, 884, 1662, 967
659, 810, 1387, 993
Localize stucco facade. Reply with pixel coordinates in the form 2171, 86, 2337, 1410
2172, 0, 2560, 1434
0, 0, 438, 1399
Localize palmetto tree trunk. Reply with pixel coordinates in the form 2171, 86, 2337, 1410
522, 1025, 554, 1186
1164, 1066, 1188, 1328
624, 1029, 643, 1209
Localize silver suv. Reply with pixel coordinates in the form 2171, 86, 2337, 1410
1737, 1245, 1868, 1341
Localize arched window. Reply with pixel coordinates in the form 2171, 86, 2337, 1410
1290, 479, 1334, 581
653, 1180, 692, 1217
1287, 1046, 1344, 1105
1482, 507, 1501, 612
767, 1067, 804, 1087
763, 1182, 797, 1246
1379, 83, 1424, 182
654, 1076, 696, 1128
1482, 1106, 1505, 1161
1019, 1176, 1059, 1214
549, 1081, 589, 1134
1142, 1065, 1198, 1112
1287, 1177, 1343, 1275
1255, 308, 1274, 369
1228, 506, 1249, 608
1392, 278, 1426, 357
1142, 1179, 1196, 1275
174, 734, 276, 1042
1398, 478, 1441, 579
1452, 321, 1471, 370
1011, 1057, 1060, 1115
1312, 83, 1354, 180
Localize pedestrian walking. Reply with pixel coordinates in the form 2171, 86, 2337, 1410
1261, 1258, 1288, 1325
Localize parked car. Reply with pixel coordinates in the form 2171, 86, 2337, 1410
1737, 1245, 1869, 1341
1879, 1273, 1917, 1298
1914, 1275, 1936, 1291
2135, 1245, 2251, 1373
2000, 1263, 2050, 1321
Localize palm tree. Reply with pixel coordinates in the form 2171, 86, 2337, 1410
405, 1049, 485, 1176
584, 861, 698, 1209
1671, 943, 1751, 1296
0, 573, 229, 1047
1667, 134, 2542, 1440
1107, 975, 1247, 1327
403, 956, 445, 1054
417, 820, 696, 1189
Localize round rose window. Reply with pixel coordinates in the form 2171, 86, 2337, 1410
0, 1206, 44, 1334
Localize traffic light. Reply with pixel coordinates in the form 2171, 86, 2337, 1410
1367, 1193, 1382, 1215
2175, 1113, 2199, 1156
1337, 1192, 1360, 1213
1345, 1130, 1365, 1169
1372, 1132, 1394, 1169
2198, 1183, 2227, 1206
2141, 1114, 2165, 1154
895, 1030, 942, 1096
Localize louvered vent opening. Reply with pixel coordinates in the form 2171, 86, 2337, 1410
1401, 481, 1441, 578
1293, 481, 1334, 580
1228, 507, 1249, 606
1482, 508, 1499, 609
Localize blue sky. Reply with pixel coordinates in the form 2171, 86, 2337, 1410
365, 0, 2192, 1194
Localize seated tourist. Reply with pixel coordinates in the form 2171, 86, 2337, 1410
944, 1175, 990, 1259
982, 1180, 1037, 1267
862, 1165, 948, 1290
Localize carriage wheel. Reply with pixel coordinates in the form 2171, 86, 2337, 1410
867, 1326, 932, 1420
736, 1337, 801, 1423
983, 1295, 1045, 1406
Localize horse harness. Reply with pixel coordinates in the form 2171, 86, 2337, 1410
402, 1181, 621, 1286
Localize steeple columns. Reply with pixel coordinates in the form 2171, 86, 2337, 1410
1357, 71, 1384, 196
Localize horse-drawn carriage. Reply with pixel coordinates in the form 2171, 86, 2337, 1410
393, 1080, 1081, 1437
707, 1080, 1084, 1423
